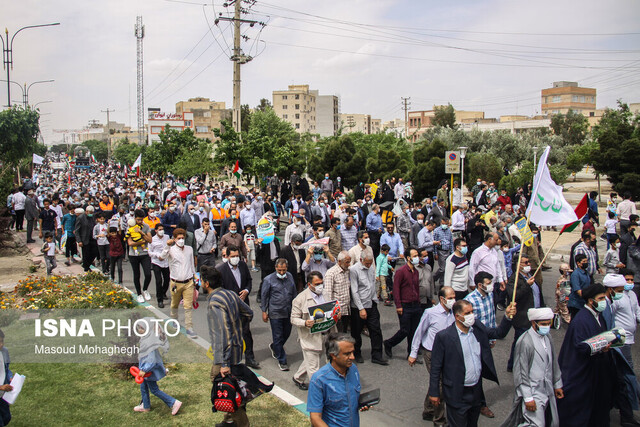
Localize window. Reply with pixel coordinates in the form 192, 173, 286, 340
151, 126, 163, 134
544, 96, 548, 104
283, 114, 288, 119
295, 104, 300, 110
295, 123, 300, 129
295, 114, 300, 119
572, 95, 579, 102
282, 105, 288, 110
204, 111, 211, 118
295, 94, 300, 99
196, 126, 208, 133
184, 120, 192, 127
591, 96, 595, 103
282, 95, 288, 100
552, 96, 561, 103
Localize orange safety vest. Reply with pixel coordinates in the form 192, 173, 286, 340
143, 216, 160, 230
99, 201, 114, 211
210, 207, 228, 221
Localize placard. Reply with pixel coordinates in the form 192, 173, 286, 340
307, 300, 340, 334
256, 216, 275, 244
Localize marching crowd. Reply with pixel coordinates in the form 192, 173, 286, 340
5, 159, 640, 427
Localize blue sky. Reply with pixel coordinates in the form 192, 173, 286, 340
3, 0, 640, 143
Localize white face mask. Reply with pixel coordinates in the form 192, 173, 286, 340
443, 298, 455, 310
484, 283, 494, 294
317, 231, 324, 238
417, 219, 424, 225
363, 238, 370, 246
157, 230, 164, 237
229, 256, 240, 266
176, 238, 185, 247
311, 284, 324, 295
523, 266, 532, 274
461, 313, 475, 328
222, 257, 228, 263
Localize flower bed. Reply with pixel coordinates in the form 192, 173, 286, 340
10, 272, 135, 309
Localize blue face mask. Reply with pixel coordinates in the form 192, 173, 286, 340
441, 224, 448, 230
595, 300, 607, 312
336, 225, 341, 230
313, 254, 323, 261
459, 246, 468, 255
537, 325, 551, 336
276, 273, 287, 279
613, 292, 624, 301
230, 229, 237, 234
625, 283, 635, 292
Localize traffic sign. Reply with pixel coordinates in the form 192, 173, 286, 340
445, 151, 461, 174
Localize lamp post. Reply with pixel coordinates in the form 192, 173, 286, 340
33, 100, 52, 109
459, 146, 468, 199
1, 23, 60, 107
533, 145, 539, 177
25, 79, 54, 107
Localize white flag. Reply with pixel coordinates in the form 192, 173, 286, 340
32, 153, 44, 165
526, 146, 578, 226
132, 154, 142, 169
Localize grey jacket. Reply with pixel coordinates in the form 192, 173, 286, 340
25, 196, 40, 221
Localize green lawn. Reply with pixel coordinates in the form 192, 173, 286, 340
9, 362, 309, 426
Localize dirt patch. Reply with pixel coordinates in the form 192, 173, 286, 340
0, 231, 35, 292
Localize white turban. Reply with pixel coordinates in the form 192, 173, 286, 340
603, 274, 626, 288
74, 208, 84, 215
527, 307, 554, 321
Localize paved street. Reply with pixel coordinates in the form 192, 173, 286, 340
101, 231, 635, 426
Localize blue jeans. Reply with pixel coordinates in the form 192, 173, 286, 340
269, 317, 292, 364
140, 379, 176, 409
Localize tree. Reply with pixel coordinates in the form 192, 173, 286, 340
170, 141, 216, 179
565, 139, 598, 179
213, 119, 246, 177
432, 103, 458, 129
308, 135, 368, 189
81, 139, 108, 162
0, 107, 40, 167
550, 110, 589, 146
113, 141, 142, 166
499, 161, 569, 196
409, 138, 448, 199
468, 153, 503, 186
256, 98, 272, 111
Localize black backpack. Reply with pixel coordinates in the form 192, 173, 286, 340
211, 374, 243, 413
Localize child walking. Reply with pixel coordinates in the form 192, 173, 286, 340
41, 232, 60, 276
375, 244, 393, 306
603, 234, 625, 274
604, 211, 619, 249
93, 213, 110, 275
107, 227, 125, 284
134, 317, 182, 415
244, 224, 258, 272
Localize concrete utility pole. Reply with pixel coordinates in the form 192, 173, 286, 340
135, 16, 145, 146
401, 96, 411, 140
102, 108, 115, 159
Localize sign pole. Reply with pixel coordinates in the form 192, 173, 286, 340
450, 173, 454, 217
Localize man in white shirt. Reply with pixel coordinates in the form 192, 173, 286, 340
451, 204, 467, 239
161, 228, 197, 338
12, 188, 26, 231
617, 192, 638, 234
284, 214, 306, 246
148, 224, 170, 308
468, 232, 504, 289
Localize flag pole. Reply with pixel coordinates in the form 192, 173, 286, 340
511, 210, 532, 304
530, 231, 563, 279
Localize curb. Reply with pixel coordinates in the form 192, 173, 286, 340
117, 281, 309, 416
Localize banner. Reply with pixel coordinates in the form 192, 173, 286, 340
515, 217, 534, 247
307, 300, 340, 334
369, 183, 378, 199
256, 216, 275, 244
32, 153, 44, 165
299, 237, 329, 248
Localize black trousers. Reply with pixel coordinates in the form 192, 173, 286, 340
242, 300, 255, 360
98, 244, 110, 273
15, 209, 25, 230
368, 230, 381, 258
81, 240, 98, 272
197, 253, 216, 272
65, 235, 78, 258
110, 255, 124, 283
152, 264, 170, 302
0, 399, 11, 427
446, 382, 483, 427
350, 303, 383, 360
385, 302, 423, 355
129, 254, 152, 295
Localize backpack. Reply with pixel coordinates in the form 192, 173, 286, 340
211, 374, 243, 413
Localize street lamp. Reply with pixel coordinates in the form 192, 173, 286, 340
459, 146, 468, 198
33, 100, 52, 109
25, 79, 54, 107
532, 146, 539, 176
1, 23, 60, 107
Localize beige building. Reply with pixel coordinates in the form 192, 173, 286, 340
311, 90, 340, 137
407, 108, 484, 142
272, 85, 317, 133
175, 97, 231, 142
340, 113, 382, 135
541, 81, 596, 116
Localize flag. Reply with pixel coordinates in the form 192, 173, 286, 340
560, 193, 589, 234
526, 146, 578, 226
91, 154, 97, 163
32, 153, 44, 164
176, 183, 190, 199
233, 160, 242, 179
133, 154, 142, 169
124, 166, 128, 179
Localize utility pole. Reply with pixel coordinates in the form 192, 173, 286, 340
102, 108, 115, 159
216, 1, 263, 134
135, 16, 145, 146
401, 97, 411, 140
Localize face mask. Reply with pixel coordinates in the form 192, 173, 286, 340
157, 230, 164, 237
325, 177, 329, 180
594, 300, 607, 312
292, 244, 300, 250
613, 292, 624, 301
443, 298, 455, 310
216, 203, 221, 208
484, 283, 494, 293
293, 219, 299, 225
502, 247, 509, 252
318, 231, 325, 238
311, 284, 324, 295
313, 253, 323, 261
229, 256, 240, 266
336, 225, 341, 230
189, 210, 195, 214
169, 206, 175, 212
176, 238, 185, 247
441, 224, 448, 230
459, 246, 468, 255
222, 257, 228, 263
625, 283, 634, 291
148, 213, 155, 218
411, 257, 420, 266
537, 325, 551, 336
276, 273, 287, 279
230, 229, 237, 234
199, 207, 204, 212
418, 219, 424, 225
319, 202, 325, 207
363, 238, 370, 246
461, 313, 475, 328
523, 266, 532, 274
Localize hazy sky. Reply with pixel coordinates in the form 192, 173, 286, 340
4, 0, 640, 144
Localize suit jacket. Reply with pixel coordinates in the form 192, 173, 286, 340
256, 238, 281, 272
24, 196, 40, 221
507, 272, 546, 329
427, 206, 448, 225
429, 316, 512, 408
290, 288, 336, 351
217, 260, 252, 296
220, 217, 241, 238
281, 244, 307, 277
181, 212, 201, 233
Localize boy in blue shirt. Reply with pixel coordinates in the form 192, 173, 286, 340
375, 244, 393, 306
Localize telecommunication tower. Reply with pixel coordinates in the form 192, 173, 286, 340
135, 16, 145, 145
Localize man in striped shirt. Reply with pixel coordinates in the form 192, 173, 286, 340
201, 265, 253, 427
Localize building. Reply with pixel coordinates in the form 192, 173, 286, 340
407, 108, 484, 141
339, 113, 382, 135
175, 97, 231, 142
147, 111, 195, 144
541, 81, 596, 116
459, 118, 551, 134
312, 90, 340, 137
272, 85, 317, 133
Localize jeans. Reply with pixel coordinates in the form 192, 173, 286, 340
140, 379, 175, 410
129, 254, 152, 295
507, 326, 529, 370
15, 209, 25, 231
110, 255, 124, 283
350, 303, 384, 360
385, 302, 423, 355
269, 317, 292, 364
0, 399, 11, 427
26, 219, 35, 242
152, 264, 170, 301
65, 235, 78, 258
45, 255, 57, 275
98, 244, 110, 274
81, 240, 98, 272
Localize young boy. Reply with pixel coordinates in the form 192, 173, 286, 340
375, 244, 393, 306
243, 224, 258, 272
604, 211, 619, 250
93, 213, 110, 275
554, 263, 572, 326
603, 234, 625, 274
107, 227, 125, 284
126, 218, 146, 256
500, 239, 521, 280
41, 232, 59, 276
0, 330, 14, 426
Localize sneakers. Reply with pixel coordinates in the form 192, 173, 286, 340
251, 268, 259, 272
171, 400, 182, 416
245, 358, 261, 369
384, 300, 393, 306
133, 404, 149, 412
64, 260, 71, 266
278, 363, 289, 371
186, 329, 197, 339
143, 290, 151, 301
136, 294, 145, 304
292, 377, 308, 390
269, 343, 277, 360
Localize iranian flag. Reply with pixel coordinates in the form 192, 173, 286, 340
90, 153, 97, 163
133, 154, 142, 177
176, 183, 190, 199
560, 193, 589, 234
233, 160, 242, 179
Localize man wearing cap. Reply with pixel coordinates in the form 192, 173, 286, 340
502, 307, 564, 427
557, 283, 617, 427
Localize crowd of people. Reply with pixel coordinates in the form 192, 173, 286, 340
4, 158, 640, 426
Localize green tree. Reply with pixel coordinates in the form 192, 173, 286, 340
170, 141, 216, 179
81, 139, 108, 162
565, 139, 598, 179
432, 103, 458, 129
0, 107, 40, 167
213, 119, 246, 177
113, 141, 142, 166
468, 153, 503, 186
409, 138, 448, 199
308, 135, 368, 189
256, 98, 272, 111
550, 110, 589, 146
